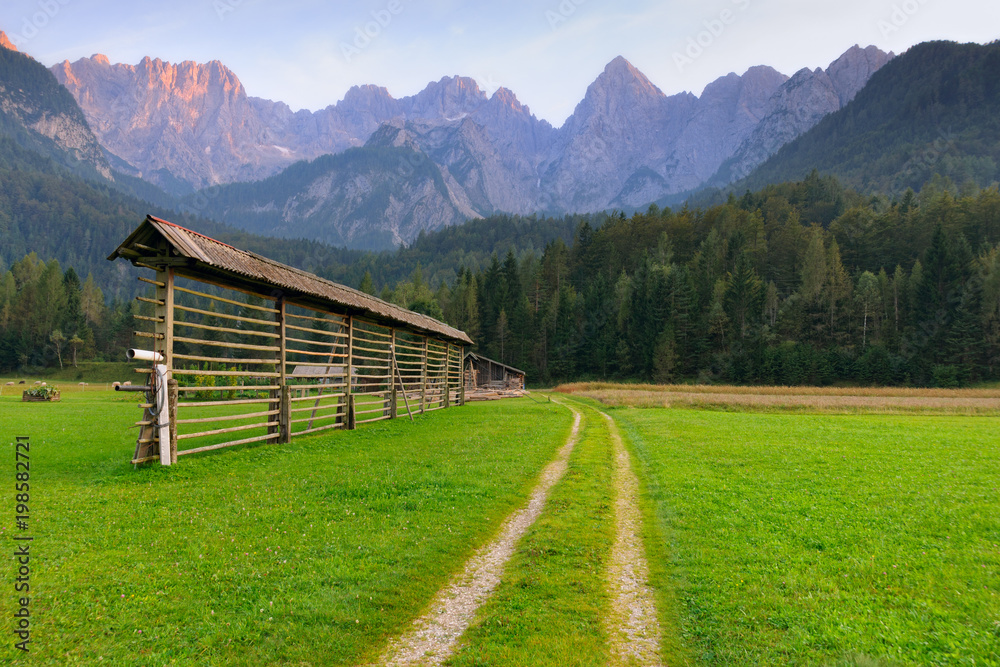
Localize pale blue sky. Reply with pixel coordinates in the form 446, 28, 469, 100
2, 0, 997, 126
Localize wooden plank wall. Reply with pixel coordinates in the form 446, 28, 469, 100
131, 272, 465, 463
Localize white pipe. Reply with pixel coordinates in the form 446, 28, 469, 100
127, 348, 165, 363
154, 364, 171, 466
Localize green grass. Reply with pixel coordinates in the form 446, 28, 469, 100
0, 392, 572, 665
615, 408, 1000, 666
447, 401, 615, 666
2, 361, 136, 385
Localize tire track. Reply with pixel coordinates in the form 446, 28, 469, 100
376, 401, 582, 666
601, 410, 663, 666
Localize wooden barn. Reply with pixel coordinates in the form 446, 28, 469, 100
109, 215, 472, 465
465, 353, 526, 400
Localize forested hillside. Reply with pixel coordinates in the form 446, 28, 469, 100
5, 169, 1000, 386
734, 41, 1000, 194
368, 173, 1000, 387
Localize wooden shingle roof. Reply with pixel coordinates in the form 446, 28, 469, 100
109, 215, 473, 345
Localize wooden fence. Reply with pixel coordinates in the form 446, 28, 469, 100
131, 269, 467, 465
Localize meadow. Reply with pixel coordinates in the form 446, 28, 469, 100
3, 379, 999, 665
0, 388, 571, 665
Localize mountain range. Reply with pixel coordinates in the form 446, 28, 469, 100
44, 39, 892, 248
5, 33, 998, 255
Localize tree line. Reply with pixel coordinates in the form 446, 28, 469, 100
5, 172, 1000, 387
375, 173, 1000, 387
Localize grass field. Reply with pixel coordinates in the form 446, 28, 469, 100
0, 390, 572, 665
614, 406, 1000, 664
5, 380, 1000, 665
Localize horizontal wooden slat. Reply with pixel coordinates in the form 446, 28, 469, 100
290, 412, 341, 425
290, 403, 344, 414
284, 322, 348, 338
285, 334, 348, 347
175, 336, 279, 352
176, 409, 279, 424
289, 392, 346, 402
285, 347, 346, 359
138, 276, 165, 288
178, 420, 271, 440
175, 320, 280, 339
292, 423, 343, 436
178, 397, 275, 407
136, 296, 164, 306
284, 310, 347, 325
356, 414, 391, 424
174, 304, 278, 328
176, 385, 280, 392
175, 285, 278, 313
175, 353, 276, 365
178, 432, 279, 456
171, 369, 281, 378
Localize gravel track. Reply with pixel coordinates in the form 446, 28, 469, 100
376, 402, 583, 666
601, 411, 663, 666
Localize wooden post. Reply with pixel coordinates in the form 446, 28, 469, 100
420, 335, 428, 414
279, 385, 291, 443
154, 267, 174, 369
444, 343, 451, 408
390, 329, 398, 419
345, 316, 353, 429
272, 297, 287, 442
167, 379, 178, 464
460, 348, 466, 406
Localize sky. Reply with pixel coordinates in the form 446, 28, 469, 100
1, 0, 998, 127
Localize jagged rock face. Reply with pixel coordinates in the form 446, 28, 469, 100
50, 46, 893, 246
713, 45, 894, 185
0, 44, 111, 178
660, 66, 788, 195
0, 30, 18, 52
541, 56, 698, 212
52, 56, 523, 194
52, 56, 301, 191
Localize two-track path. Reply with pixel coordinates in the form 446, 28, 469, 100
377, 402, 582, 666
376, 398, 663, 666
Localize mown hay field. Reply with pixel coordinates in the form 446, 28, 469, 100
556, 381, 1000, 415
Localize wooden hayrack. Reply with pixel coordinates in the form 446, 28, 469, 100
109, 215, 471, 465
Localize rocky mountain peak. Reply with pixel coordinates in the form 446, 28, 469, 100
405, 75, 486, 120
592, 55, 664, 101
342, 83, 394, 105
0, 31, 18, 52
826, 44, 895, 105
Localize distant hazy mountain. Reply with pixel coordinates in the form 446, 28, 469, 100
710, 45, 894, 186
736, 41, 1000, 195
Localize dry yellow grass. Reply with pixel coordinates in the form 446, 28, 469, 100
553, 382, 1000, 415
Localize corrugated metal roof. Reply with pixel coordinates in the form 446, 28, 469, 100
109, 215, 473, 345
